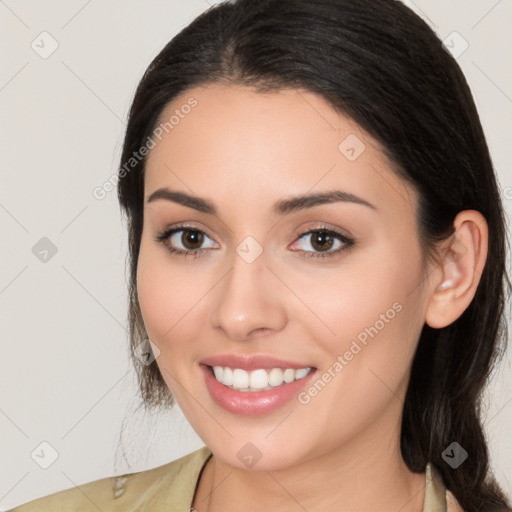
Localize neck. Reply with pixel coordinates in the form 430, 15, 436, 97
193, 415, 426, 512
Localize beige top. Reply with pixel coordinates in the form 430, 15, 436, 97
8, 446, 464, 511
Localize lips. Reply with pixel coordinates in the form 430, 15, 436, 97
199, 354, 317, 416
200, 354, 314, 371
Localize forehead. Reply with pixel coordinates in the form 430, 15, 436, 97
144, 84, 417, 220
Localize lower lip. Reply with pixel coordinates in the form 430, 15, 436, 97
200, 364, 316, 416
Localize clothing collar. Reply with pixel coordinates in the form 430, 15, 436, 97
187, 448, 451, 511
424, 462, 449, 511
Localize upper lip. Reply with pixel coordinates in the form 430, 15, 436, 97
200, 354, 315, 371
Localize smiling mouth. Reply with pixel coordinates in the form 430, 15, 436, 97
207, 365, 314, 392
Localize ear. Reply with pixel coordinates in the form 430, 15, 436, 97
425, 210, 488, 329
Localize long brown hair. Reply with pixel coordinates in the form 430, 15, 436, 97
116, 1, 511, 509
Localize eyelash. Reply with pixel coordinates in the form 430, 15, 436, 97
153, 224, 355, 260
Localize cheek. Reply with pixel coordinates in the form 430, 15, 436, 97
136, 251, 201, 402
299, 242, 425, 366
293, 253, 425, 433
136, 241, 196, 348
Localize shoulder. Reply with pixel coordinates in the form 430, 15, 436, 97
8, 446, 212, 512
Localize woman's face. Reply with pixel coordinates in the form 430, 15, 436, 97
137, 84, 433, 470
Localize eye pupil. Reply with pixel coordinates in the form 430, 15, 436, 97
311, 231, 334, 251
182, 230, 203, 249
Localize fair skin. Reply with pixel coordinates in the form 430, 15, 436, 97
136, 83, 488, 512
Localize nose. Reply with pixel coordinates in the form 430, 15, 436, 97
210, 251, 288, 342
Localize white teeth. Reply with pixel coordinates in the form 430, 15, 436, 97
249, 369, 269, 389
223, 367, 233, 386
268, 368, 284, 387
283, 368, 295, 383
232, 369, 249, 389
212, 366, 312, 391
294, 368, 310, 380
213, 366, 223, 382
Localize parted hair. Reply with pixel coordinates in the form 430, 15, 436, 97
116, 1, 511, 510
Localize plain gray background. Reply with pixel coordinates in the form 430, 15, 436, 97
1, 0, 511, 509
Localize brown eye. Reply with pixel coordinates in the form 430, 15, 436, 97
180, 229, 204, 250
289, 226, 355, 260
154, 226, 218, 257
309, 231, 335, 252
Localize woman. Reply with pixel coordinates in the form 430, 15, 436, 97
10, 0, 511, 511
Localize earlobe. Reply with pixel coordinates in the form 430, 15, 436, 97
425, 210, 488, 329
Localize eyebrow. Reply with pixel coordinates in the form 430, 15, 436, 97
146, 187, 377, 216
